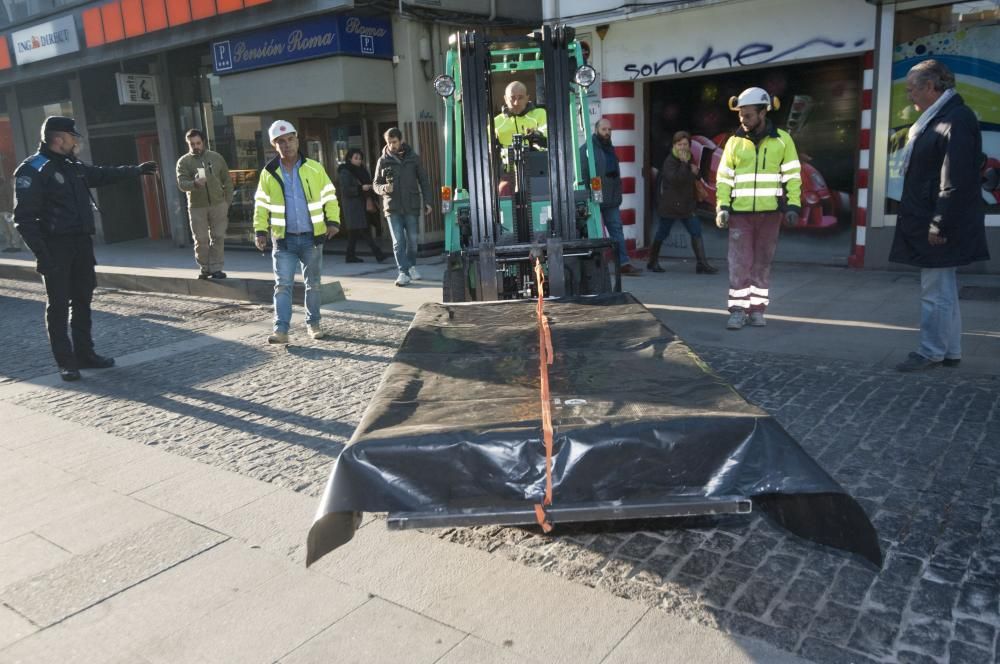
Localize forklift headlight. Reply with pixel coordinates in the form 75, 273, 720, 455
573, 65, 597, 88
433, 75, 456, 98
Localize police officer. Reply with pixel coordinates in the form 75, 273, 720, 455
13, 116, 158, 381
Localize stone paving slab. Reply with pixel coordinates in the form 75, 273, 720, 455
0, 533, 71, 590
68, 445, 205, 496
5, 539, 291, 663
138, 564, 368, 664
602, 603, 811, 664
130, 463, 279, 523
205, 486, 318, 565
311, 519, 492, 614
13, 428, 126, 471
421, 552, 649, 664
0, 478, 113, 545
436, 636, 541, 664
1, 413, 80, 450
0, 516, 226, 627
0, 606, 36, 652
34, 489, 170, 555
278, 596, 466, 664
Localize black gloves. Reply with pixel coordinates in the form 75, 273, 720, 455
138, 161, 158, 175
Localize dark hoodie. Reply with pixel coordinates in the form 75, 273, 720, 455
372, 142, 432, 216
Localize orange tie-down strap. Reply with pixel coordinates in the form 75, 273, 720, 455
533, 258, 555, 533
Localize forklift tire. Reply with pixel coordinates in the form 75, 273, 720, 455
443, 264, 468, 302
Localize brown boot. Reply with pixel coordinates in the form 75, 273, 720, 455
692, 237, 718, 274
646, 240, 665, 272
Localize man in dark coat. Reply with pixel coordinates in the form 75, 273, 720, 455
372, 128, 432, 287
890, 60, 989, 372
13, 116, 158, 381
581, 118, 641, 275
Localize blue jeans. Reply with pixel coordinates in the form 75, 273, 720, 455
600, 207, 629, 266
272, 234, 323, 333
918, 267, 961, 361
387, 213, 418, 275
653, 214, 702, 242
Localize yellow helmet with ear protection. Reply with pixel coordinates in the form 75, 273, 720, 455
728, 87, 780, 112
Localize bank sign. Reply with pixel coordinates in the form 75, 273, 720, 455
212, 14, 392, 75
12, 15, 80, 66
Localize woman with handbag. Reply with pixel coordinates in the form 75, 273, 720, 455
337, 148, 386, 263
648, 131, 717, 274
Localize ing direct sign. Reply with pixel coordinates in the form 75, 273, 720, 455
12, 15, 80, 65
212, 14, 392, 75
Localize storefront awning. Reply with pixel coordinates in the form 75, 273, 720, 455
217, 56, 395, 115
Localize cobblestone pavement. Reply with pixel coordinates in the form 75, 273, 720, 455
0, 280, 271, 385
5, 279, 999, 663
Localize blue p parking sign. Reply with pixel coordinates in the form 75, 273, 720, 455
214, 41, 233, 72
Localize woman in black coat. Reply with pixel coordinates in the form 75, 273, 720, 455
337, 149, 386, 263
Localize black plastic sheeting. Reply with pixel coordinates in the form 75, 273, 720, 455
307, 293, 882, 568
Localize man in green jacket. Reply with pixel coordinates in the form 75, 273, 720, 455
176, 129, 232, 279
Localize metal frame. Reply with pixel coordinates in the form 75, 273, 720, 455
387, 495, 753, 530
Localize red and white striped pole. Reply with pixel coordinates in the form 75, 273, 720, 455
848, 51, 874, 268
601, 81, 642, 255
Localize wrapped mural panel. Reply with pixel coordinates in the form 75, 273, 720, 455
307, 293, 881, 568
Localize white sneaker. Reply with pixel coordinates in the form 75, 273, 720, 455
307, 324, 325, 340
408, 266, 421, 281
395, 272, 411, 287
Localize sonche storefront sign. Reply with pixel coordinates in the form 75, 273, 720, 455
212, 14, 392, 75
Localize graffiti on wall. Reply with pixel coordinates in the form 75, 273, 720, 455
623, 37, 868, 80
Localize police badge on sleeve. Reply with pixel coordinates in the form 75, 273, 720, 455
15, 175, 32, 189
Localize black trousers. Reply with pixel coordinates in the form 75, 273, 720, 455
41, 234, 97, 369
346, 227, 384, 260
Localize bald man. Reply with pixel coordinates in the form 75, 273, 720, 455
494, 81, 547, 149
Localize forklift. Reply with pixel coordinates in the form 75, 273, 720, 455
433, 25, 621, 301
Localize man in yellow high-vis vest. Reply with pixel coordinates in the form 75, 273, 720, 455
715, 87, 801, 330
254, 120, 340, 344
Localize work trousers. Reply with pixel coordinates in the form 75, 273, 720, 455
727, 212, 782, 313
41, 234, 97, 369
189, 202, 229, 273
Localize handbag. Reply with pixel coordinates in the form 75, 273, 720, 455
694, 178, 710, 204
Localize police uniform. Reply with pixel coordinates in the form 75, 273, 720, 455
13, 116, 155, 379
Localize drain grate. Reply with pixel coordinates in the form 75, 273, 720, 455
959, 286, 1000, 301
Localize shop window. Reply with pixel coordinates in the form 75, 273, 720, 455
886, 1, 1000, 214
0, 1, 89, 29
648, 58, 860, 263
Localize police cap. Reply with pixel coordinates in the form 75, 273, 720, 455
41, 116, 84, 139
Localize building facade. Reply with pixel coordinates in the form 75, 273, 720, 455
1, 0, 540, 252
546, 0, 999, 272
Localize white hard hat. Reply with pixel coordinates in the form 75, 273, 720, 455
728, 87, 780, 112
268, 120, 297, 143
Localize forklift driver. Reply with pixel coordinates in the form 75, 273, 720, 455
495, 81, 548, 149
495, 81, 548, 197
